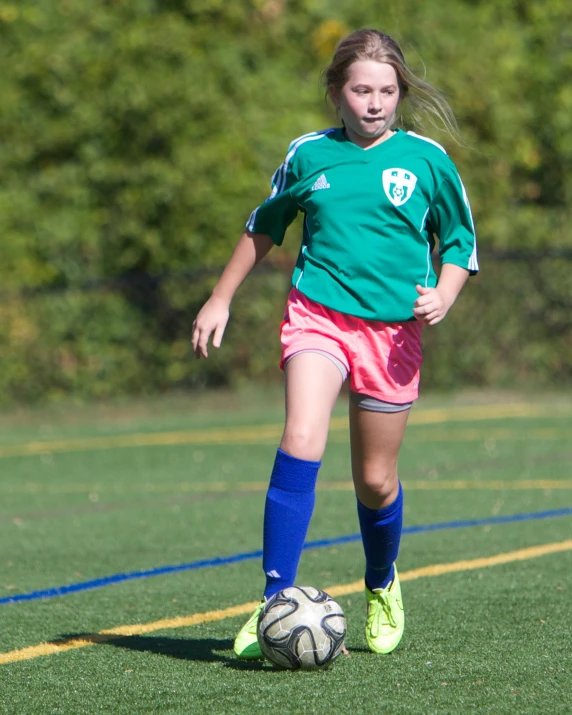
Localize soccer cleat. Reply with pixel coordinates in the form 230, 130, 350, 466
233, 601, 265, 660
365, 567, 405, 654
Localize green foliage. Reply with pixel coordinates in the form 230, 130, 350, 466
0, 0, 571, 402
422, 257, 572, 389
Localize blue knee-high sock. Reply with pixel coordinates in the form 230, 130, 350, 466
262, 449, 320, 600
357, 482, 404, 591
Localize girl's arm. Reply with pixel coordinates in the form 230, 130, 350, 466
412, 263, 469, 326
192, 231, 274, 358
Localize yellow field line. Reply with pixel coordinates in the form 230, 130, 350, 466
0, 402, 570, 459
2, 538, 571, 666
0, 600, 261, 666
0, 425, 284, 458
332, 428, 570, 443
2, 479, 571, 496
319, 479, 572, 492
327, 538, 572, 598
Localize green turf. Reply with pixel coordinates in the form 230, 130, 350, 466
0, 389, 571, 713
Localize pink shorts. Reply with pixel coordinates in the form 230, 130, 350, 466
280, 288, 423, 404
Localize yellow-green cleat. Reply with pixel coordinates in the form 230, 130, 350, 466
233, 601, 265, 660
365, 567, 405, 654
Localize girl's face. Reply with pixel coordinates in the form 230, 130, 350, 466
330, 60, 400, 149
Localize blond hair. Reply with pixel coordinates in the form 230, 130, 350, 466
323, 29, 461, 143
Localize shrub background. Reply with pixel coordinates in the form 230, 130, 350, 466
0, 0, 571, 403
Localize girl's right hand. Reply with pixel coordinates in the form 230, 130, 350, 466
191, 296, 230, 359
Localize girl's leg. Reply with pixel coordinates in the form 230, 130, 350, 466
350, 401, 409, 584
349, 401, 410, 654
350, 405, 408, 507
263, 352, 344, 598
233, 351, 344, 659
281, 351, 345, 459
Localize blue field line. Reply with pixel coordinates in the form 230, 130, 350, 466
2, 507, 571, 606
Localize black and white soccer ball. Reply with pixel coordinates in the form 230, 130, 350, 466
257, 586, 347, 670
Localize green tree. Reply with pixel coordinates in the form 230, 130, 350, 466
0, 0, 570, 402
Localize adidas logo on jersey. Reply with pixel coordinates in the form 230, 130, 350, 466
311, 174, 330, 191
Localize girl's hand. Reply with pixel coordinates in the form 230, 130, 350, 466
413, 265, 470, 325
191, 296, 230, 359
412, 285, 450, 325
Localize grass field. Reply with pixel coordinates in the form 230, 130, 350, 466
0, 388, 571, 714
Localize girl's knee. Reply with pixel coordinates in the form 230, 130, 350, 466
280, 425, 326, 462
355, 468, 399, 508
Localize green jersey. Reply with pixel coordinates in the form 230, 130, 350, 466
247, 128, 478, 323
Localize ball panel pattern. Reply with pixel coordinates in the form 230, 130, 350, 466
257, 586, 346, 670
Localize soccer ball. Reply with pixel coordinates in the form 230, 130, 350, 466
257, 586, 347, 670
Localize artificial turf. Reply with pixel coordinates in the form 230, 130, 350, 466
0, 389, 571, 713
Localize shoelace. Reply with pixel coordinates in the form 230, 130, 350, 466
247, 605, 264, 634
369, 592, 397, 637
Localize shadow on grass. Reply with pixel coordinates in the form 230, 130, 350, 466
57, 633, 270, 671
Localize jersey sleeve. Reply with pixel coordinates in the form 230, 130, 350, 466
428, 162, 479, 274
245, 146, 301, 246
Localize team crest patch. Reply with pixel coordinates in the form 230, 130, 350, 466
382, 168, 418, 207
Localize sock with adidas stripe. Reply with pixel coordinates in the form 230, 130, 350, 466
357, 481, 404, 591
262, 449, 320, 600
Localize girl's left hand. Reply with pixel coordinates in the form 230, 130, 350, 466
412, 285, 450, 325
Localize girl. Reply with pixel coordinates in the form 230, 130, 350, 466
192, 28, 478, 659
